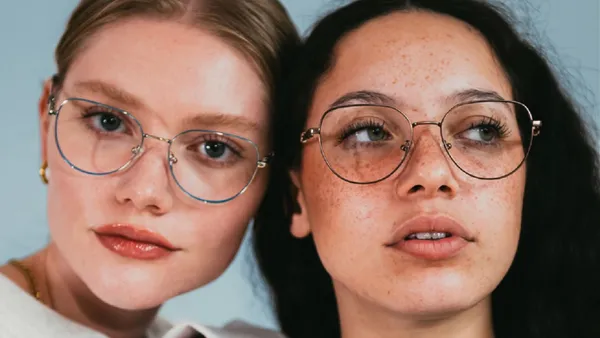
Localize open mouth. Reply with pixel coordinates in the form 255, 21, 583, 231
405, 232, 453, 241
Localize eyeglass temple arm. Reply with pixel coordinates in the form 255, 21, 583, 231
300, 128, 320, 143
532, 120, 542, 136
47, 74, 61, 115
257, 152, 275, 169
48, 95, 58, 115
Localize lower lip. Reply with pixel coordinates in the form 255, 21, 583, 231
391, 236, 469, 260
95, 234, 174, 260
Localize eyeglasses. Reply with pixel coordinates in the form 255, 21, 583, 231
48, 96, 273, 204
300, 100, 541, 184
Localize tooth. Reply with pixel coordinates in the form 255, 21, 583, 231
432, 232, 447, 240
415, 233, 432, 240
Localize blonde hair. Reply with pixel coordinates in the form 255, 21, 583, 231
54, 0, 299, 96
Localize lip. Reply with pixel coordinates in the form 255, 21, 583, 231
93, 224, 180, 260
386, 215, 474, 260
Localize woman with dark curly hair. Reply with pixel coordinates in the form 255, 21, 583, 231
253, 1, 600, 337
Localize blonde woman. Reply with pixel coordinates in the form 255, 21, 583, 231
0, 0, 299, 337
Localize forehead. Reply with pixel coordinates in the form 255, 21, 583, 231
63, 17, 268, 132
311, 11, 512, 117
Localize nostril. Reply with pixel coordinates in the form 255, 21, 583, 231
408, 185, 424, 194
439, 185, 451, 193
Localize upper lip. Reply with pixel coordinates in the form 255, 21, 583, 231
386, 215, 475, 246
93, 224, 180, 251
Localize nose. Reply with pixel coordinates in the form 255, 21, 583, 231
395, 129, 459, 199
115, 139, 173, 215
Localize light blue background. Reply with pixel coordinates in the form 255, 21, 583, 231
0, 0, 597, 330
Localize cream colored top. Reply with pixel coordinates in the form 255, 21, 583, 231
0, 274, 284, 338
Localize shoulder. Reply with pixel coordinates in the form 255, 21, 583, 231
0, 274, 105, 337
162, 320, 286, 338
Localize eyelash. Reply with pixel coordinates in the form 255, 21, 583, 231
337, 119, 389, 144
79, 106, 135, 135
197, 133, 243, 158
468, 116, 510, 139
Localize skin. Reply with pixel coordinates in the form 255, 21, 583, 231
291, 11, 525, 338
0, 17, 268, 338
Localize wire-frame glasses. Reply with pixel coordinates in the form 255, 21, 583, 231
48, 96, 273, 203
300, 100, 542, 184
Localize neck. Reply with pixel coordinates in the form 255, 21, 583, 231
39, 244, 160, 338
335, 283, 495, 338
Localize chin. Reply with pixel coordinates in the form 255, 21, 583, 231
389, 293, 485, 318
382, 279, 491, 317
82, 265, 181, 310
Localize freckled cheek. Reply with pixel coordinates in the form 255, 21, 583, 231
470, 177, 525, 253
301, 149, 388, 257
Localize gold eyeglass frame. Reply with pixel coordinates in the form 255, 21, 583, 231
300, 100, 542, 184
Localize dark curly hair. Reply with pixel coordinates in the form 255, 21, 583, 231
252, 1, 600, 337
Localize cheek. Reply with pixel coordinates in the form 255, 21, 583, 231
301, 148, 394, 274
181, 174, 266, 259
47, 158, 111, 233
462, 173, 525, 271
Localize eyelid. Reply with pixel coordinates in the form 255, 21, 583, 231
195, 133, 244, 157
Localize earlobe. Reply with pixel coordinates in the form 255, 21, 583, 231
289, 170, 311, 238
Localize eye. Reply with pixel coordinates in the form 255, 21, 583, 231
461, 126, 499, 143
82, 110, 127, 134
354, 126, 387, 142
93, 113, 124, 132
338, 119, 391, 145
201, 141, 229, 159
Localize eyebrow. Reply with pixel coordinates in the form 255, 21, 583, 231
329, 90, 397, 108
182, 113, 262, 134
72, 80, 262, 133
446, 88, 507, 104
73, 80, 143, 108
329, 88, 507, 110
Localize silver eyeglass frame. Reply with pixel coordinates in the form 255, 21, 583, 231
48, 95, 273, 204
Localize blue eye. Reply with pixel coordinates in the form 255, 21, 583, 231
92, 113, 124, 132
202, 141, 229, 159
462, 126, 499, 143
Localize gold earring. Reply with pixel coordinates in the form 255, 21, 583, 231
39, 161, 49, 184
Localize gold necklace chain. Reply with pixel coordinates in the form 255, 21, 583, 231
8, 257, 54, 309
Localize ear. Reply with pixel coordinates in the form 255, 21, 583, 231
38, 78, 54, 165
289, 170, 311, 238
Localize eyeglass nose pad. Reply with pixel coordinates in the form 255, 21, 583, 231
400, 140, 412, 152
131, 145, 144, 156
169, 152, 178, 165
444, 142, 453, 150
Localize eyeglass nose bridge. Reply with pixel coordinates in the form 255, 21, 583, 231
412, 121, 441, 127
131, 133, 178, 164
143, 133, 172, 144
406, 120, 453, 151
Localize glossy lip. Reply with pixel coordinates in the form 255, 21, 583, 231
93, 224, 180, 251
385, 215, 475, 260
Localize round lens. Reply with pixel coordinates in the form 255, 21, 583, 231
169, 130, 261, 203
441, 101, 533, 179
319, 105, 412, 184
55, 98, 143, 175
